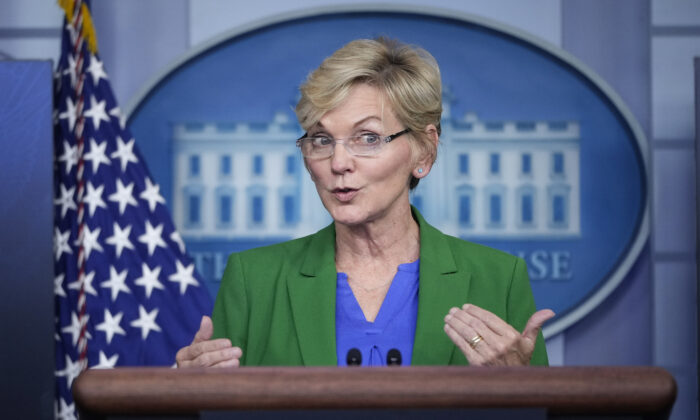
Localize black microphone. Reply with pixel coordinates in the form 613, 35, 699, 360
387, 348, 402, 366
346, 348, 362, 366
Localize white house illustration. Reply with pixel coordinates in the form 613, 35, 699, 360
416, 106, 581, 238
172, 105, 580, 242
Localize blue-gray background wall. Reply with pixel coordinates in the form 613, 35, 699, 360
0, 60, 55, 419
0, 1, 696, 419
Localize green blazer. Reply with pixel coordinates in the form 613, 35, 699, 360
212, 209, 548, 366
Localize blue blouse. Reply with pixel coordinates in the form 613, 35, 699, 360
335, 259, 420, 366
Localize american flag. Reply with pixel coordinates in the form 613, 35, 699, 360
53, 1, 212, 418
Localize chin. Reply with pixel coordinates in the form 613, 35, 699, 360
327, 205, 372, 227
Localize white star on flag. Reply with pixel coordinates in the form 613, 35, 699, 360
54, 227, 73, 261
170, 231, 186, 254
67, 270, 98, 297
105, 222, 135, 257
111, 136, 138, 171
138, 221, 167, 256
95, 309, 126, 344
54, 274, 67, 298
92, 351, 119, 369
83, 95, 110, 130
55, 355, 85, 388
57, 140, 78, 174
83, 181, 108, 217
63, 20, 78, 45
83, 138, 111, 174
75, 225, 104, 260
108, 106, 127, 129
62, 53, 78, 88
169, 260, 200, 295
55, 184, 77, 218
134, 263, 164, 298
61, 312, 92, 346
53, 69, 63, 98
100, 266, 131, 302
139, 178, 166, 212
55, 397, 77, 420
58, 96, 77, 131
87, 54, 108, 85
108, 179, 138, 215
130, 305, 162, 340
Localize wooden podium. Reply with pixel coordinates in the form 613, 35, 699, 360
73, 366, 676, 419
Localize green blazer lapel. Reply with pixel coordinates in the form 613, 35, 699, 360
288, 224, 338, 366
412, 209, 471, 365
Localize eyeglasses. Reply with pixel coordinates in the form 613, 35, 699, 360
296, 128, 411, 159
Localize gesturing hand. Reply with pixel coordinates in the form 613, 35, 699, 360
175, 316, 243, 368
444, 304, 554, 366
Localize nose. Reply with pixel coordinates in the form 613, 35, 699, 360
330, 142, 354, 174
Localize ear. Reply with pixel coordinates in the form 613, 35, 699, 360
412, 124, 439, 179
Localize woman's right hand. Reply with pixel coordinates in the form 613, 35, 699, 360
175, 316, 243, 368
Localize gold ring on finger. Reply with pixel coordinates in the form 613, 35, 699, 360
468, 334, 483, 349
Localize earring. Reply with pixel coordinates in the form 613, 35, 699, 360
417, 168, 424, 174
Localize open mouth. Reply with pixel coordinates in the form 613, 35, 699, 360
331, 187, 359, 202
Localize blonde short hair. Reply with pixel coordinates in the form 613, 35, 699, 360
295, 37, 442, 189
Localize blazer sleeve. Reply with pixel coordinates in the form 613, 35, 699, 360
509, 257, 549, 366
211, 252, 249, 365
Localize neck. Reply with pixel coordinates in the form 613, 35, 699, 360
334, 204, 420, 271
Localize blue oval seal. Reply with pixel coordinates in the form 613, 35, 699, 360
127, 6, 649, 337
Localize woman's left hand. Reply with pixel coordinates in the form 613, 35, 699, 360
444, 304, 555, 366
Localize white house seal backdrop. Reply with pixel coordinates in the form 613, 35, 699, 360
127, 9, 649, 337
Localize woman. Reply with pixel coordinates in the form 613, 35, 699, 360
176, 37, 554, 368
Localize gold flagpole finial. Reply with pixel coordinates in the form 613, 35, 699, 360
57, 0, 99, 54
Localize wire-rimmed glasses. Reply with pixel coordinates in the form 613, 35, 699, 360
296, 128, 411, 159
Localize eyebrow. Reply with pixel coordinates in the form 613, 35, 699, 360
315, 115, 383, 131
